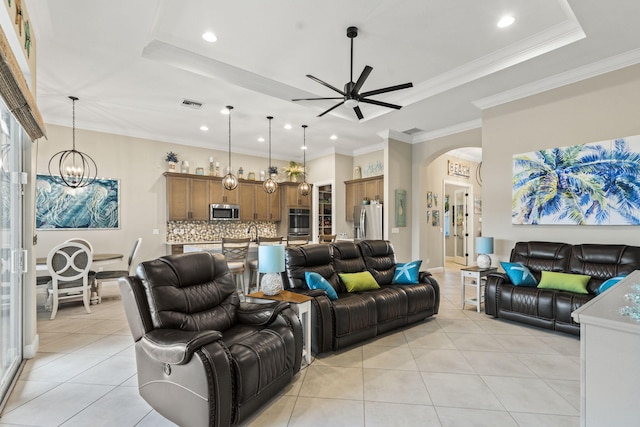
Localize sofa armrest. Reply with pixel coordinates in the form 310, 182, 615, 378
237, 301, 291, 326
485, 273, 510, 316
419, 271, 441, 314
140, 329, 223, 365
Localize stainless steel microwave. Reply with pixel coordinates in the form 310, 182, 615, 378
210, 204, 240, 221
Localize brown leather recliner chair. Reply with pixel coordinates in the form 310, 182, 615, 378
119, 252, 302, 426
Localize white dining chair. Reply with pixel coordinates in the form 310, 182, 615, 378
45, 241, 94, 320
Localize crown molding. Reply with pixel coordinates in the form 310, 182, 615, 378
353, 142, 385, 156
473, 48, 640, 110
377, 129, 413, 143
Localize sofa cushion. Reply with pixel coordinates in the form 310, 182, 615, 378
284, 244, 341, 290
510, 241, 572, 282
305, 272, 338, 300
392, 260, 422, 284
537, 271, 590, 294
500, 262, 537, 287
339, 271, 380, 292
358, 240, 397, 285
569, 244, 640, 294
595, 276, 626, 295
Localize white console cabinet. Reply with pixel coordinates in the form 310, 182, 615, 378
571, 270, 640, 427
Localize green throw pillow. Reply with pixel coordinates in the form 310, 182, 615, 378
339, 271, 380, 292
537, 271, 590, 294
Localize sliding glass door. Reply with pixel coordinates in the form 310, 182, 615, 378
0, 100, 24, 401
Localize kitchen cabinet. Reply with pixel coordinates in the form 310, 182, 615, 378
166, 173, 210, 221
344, 175, 383, 221
239, 181, 281, 221
283, 182, 312, 208
209, 177, 238, 204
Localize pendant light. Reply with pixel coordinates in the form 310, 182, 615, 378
48, 96, 97, 188
298, 125, 311, 196
222, 105, 238, 190
263, 116, 278, 194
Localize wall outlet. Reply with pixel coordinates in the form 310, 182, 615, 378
391, 227, 399, 234
152, 229, 159, 235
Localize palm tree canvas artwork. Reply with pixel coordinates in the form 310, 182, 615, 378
512, 136, 640, 225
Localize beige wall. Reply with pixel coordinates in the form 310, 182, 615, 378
353, 149, 383, 178
482, 64, 640, 263
385, 139, 412, 261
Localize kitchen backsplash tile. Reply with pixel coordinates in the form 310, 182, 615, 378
167, 220, 277, 242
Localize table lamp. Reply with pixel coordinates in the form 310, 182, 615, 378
476, 236, 494, 269
258, 245, 285, 295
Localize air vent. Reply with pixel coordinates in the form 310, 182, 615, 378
403, 127, 424, 135
181, 99, 203, 109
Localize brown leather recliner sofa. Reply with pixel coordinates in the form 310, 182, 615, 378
284, 240, 440, 354
485, 241, 640, 335
118, 252, 302, 427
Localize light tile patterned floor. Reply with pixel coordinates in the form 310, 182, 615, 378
1, 265, 580, 426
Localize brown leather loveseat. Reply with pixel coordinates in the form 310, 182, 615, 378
485, 241, 640, 335
119, 252, 302, 426
284, 240, 440, 353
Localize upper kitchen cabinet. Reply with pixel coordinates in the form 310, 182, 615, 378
344, 176, 384, 221
239, 181, 281, 221
282, 182, 312, 208
165, 173, 210, 221
209, 177, 239, 205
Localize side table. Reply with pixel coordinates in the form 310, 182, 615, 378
461, 266, 498, 312
246, 290, 312, 366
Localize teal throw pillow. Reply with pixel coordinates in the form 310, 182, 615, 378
537, 271, 590, 294
339, 271, 380, 292
595, 276, 626, 295
500, 262, 537, 287
305, 272, 338, 300
392, 260, 422, 284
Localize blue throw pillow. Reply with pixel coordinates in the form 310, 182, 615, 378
305, 272, 338, 300
500, 262, 537, 287
595, 276, 626, 295
392, 260, 422, 284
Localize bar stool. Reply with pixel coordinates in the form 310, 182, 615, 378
222, 237, 251, 296
319, 234, 337, 243
248, 236, 283, 293
286, 234, 310, 247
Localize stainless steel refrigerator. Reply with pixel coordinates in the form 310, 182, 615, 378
354, 204, 383, 240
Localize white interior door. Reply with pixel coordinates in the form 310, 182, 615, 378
453, 189, 468, 265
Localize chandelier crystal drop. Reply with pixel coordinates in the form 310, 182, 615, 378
48, 96, 97, 189
222, 105, 238, 190
263, 116, 278, 194
298, 125, 310, 196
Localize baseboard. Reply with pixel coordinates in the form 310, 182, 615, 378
429, 266, 444, 273
23, 334, 39, 359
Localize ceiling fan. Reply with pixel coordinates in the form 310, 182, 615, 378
292, 26, 413, 120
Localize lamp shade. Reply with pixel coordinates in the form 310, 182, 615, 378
476, 237, 494, 255
258, 245, 285, 273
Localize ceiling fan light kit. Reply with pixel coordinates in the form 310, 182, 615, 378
292, 26, 413, 120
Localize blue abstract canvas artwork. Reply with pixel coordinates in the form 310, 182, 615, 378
36, 175, 120, 229
512, 136, 640, 225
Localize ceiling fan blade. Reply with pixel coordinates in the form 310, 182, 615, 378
359, 98, 403, 110
307, 75, 346, 96
360, 82, 413, 97
352, 65, 373, 95
353, 105, 364, 120
318, 101, 345, 117
292, 97, 344, 101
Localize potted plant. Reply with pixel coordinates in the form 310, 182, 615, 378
165, 151, 178, 172
283, 161, 305, 182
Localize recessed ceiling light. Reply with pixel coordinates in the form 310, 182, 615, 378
284, 124, 292, 130
220, 108, 230, 115
497, 15, 515, 28
301, 145, 308, 150
330, 135, 338, 140
200, 125, 209, 131
202, 32, 217, 42
258, 137, 265, 142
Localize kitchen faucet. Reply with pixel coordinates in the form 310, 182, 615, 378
247, 224, 259, 242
